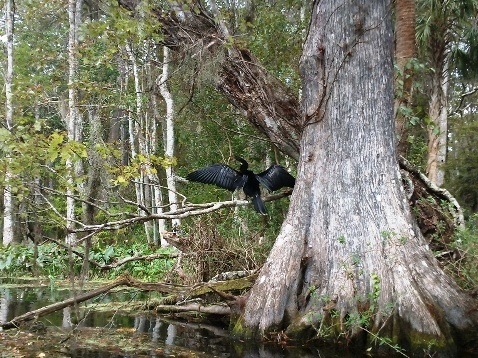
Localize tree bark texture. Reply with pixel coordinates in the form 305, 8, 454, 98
240, 0, 478, 354
65, 0, 83, 245
426, 56, 449, 187
394, 0, 416, 156
424, 6, 449, 187
160, 46, 181, 228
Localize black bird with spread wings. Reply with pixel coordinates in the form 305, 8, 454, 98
186, 156, 295, 214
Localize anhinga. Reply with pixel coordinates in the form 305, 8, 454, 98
186, 156, 295, 214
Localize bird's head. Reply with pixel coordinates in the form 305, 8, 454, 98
234, 156, 248, 171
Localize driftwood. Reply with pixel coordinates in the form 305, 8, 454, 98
154, 303, 229, 315
1, 276, 130, 330
1, 273, 256, 331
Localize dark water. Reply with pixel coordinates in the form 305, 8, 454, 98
0, 282, 361, 358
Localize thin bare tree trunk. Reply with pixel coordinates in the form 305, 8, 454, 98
125, 44, 154, 244
0, 288, 8, 323
159, 46, 180, 229
2, 0, 15, 245
127, 43, 175, 244
80, 106, 104, 278
29, 104, 43, 271
426, 56, 449, 186
148, 69, 167, 246
65, 0, 83, 245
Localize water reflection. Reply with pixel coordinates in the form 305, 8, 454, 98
0, 284, 358, 358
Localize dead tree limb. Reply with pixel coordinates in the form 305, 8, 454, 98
399, 156, 464, 229
100, 252, 180, 269
118, 0, 301, 159
71, 191, 292, 234
154, 303, 230, 315
1, 273, 258, 330
121, 275, 187, 293
0, 276, 130, 330
399, 156, 465, 249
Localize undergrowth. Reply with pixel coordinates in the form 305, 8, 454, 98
0, 241, 175, 281
166, 211, 274, 285
443, 213, 478, 292
0, 208, 278, 284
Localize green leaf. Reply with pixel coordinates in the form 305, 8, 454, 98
116, 175, 127, 184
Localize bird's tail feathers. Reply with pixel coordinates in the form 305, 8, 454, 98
252, 195, 267, 215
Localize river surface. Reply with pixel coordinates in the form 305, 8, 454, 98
0, 278, 436, 358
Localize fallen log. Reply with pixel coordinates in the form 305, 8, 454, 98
154, 303, 230, 315
0, 272, 257, 331
155, 271, 258, 306
0, 276, 130, 330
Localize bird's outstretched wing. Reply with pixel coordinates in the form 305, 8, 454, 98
256, 165, 295, 192
186, 164, 246, 191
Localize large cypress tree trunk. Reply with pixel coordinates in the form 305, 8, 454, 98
238, 0, 478, 355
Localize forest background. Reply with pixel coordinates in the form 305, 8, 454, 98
0, 0, 477, 295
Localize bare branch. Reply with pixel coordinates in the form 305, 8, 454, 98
398, 156, 464, 229
0, 272, 258, 330
73, 190, 293, 234
450, 86, 478, 116
119, 194, 152, 215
